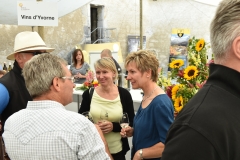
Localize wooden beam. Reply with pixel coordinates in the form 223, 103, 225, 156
36, 0, 44, 40
139, 0, 143, 50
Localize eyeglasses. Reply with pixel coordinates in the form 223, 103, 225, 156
60, 76, 75, 83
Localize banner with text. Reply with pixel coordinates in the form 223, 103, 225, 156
17, 1, 58, 26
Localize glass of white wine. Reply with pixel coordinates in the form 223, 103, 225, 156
120, 112, 129, 129
100, 109, 109, 123
82, 111, 94, 123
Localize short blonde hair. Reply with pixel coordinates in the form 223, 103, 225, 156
94, 57, 118, 81
125, 50, 159, 82
23, 54, 67, 98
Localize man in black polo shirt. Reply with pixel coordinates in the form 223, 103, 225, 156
162, 1, 240, 160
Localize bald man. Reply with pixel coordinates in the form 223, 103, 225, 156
101, 49, 122, 73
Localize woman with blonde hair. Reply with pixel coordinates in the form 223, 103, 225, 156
121, 50, 174, 160
79, 57, 135, 160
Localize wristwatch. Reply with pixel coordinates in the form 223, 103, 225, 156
139, 149, 143, 160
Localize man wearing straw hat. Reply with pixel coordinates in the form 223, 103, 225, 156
0, 31, 54, 134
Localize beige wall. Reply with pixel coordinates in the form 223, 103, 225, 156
0, 0, 217, 70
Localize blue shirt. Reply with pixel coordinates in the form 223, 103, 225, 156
0, 83, 10, 114
132, 94, 174, 160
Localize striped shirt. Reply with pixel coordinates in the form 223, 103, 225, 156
3, 100, 110, 160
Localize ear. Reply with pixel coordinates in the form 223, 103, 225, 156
146, 69, 151, 77
52, 77, 61, 92
232, 36, 240, 60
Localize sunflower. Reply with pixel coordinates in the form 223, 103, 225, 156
169, 59, 184, 69
174, 96, 184, 113
171, 84, 181, 100
195, 39, 205, 52
184, 66, 198, 80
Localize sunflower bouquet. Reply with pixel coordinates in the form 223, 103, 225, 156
158, 37, 211, 113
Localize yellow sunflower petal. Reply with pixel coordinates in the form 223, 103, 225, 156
195, 39, 205, 52
174, 96, 184, 113
184, 66, 199, 80
169, 59, 184, 69
171, 84, 181, 100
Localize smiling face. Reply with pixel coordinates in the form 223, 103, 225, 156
94, 57, 118, 86
126, 61, 148, 89
95, 67, 115, 86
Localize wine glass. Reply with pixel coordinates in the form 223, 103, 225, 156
100, 109, 109, 122
119, 112, 129, 129
82, 111, 94, 123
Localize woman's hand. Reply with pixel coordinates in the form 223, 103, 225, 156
120, 126, 134, 138
133, 150, 141, 160
73, 72, 83, 79
77, 73, 83, 78
74, 74, 79, 79
97, 121, 113, 134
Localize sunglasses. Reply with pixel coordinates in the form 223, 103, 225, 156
19, 51, 46, 55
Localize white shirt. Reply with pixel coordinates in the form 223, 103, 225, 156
3, 100, 110, 160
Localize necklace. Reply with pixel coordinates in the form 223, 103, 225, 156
142, 86, 158, 102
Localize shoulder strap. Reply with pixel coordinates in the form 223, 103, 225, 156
89, 87, 94, 105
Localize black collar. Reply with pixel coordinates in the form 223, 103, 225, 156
207, 64, 240, 97
12, 60, 23, 76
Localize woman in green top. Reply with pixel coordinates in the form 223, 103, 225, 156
79, 57, 135, 160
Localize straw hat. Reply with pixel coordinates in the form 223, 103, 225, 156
7, 31, 54, 60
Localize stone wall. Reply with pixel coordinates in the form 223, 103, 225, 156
0, 0, 217, 70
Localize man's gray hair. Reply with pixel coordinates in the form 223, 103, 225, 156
22, 54, 67, 98
210, 0, 240, 64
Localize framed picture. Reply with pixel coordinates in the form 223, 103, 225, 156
127, 35, 146, 53
168, 29, 190, 71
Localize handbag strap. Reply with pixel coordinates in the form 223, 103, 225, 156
89, 87, 94, 105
